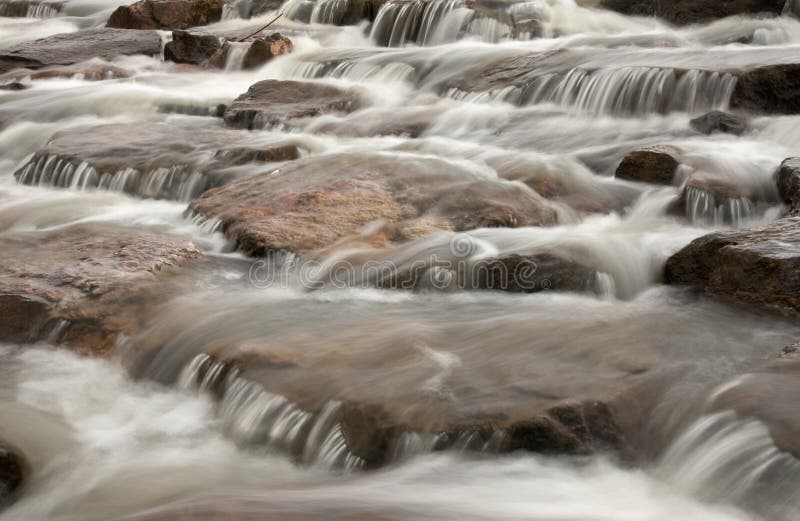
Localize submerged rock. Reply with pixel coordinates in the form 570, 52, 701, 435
0, 61, 132, 83
0, 225, 201, 355
615, 147, 680, 185
712, 347, 800, 458
163, 30, 223, 66
730, 64, 800, 115
777, 157, 800, 215
0, 28, 162, 74
107, 0, 225, 30
223, 80, 361, 129
0, 440, 24, 509
189, 152, 559, 257
689, 111, 748, 136
599, 0, 787, 26
664, 217, 800, 314
13, 121, 302, 201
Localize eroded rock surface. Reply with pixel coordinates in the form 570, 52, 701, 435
189, 152, 559, 256
777, 157, 800, 215
0, 29, 162, 74
664, 217, 800, 314
0, 225, 201, 355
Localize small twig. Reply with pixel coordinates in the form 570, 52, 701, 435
237, 12, 283, 42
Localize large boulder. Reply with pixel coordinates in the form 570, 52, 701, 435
223, 80, 361, 129
0, 440, 24, 509
13, 121, 302, 201
664, 217, 800, 314
599, 0, 787, 25
163, 30, 223, 66
0, 28, 162, 74
614, 147, 680, 185
730, 64, 800, 115
0, 225, 201, 355
689, 111, 748, 136
777, 157, 800, 215
189, 152, 559, 257
107, 0, 225, 30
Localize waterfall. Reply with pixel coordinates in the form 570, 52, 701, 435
0, 0, 62, 17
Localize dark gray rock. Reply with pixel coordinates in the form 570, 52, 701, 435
690, 111, 748, 136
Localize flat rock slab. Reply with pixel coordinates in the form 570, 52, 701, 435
189, 152, 558, 256
0, 225, 201, 355
223, 80, 361, 129
0, 28, 162, 75
664, 217, 800, 314
14, 121, 302, 201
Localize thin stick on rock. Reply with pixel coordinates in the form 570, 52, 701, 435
237, 12, 283, 42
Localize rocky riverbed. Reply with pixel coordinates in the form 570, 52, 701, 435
1, 0, 800, 520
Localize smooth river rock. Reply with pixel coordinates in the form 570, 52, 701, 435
615, 146, 680, 185
0, 225, 201, 355
107, 0, 225, 30
689, 111, 748, 136
0, 28, 162, 74
223, 80, 361, 129
188, 152, 559, 257
664, 217, 800, 314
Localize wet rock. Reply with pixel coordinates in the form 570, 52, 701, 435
730, 64, 800, 115
599, 0, 787, 26
0, 225, 201, 355
0, 440, 24, 508
107, 0, 225, 30
664, 217, 800, 314
689, 111, 748, 136
711, 348, 800, 458
189, 152, 558, 257
163, 30, 223, 66
0, 28, 162, 74
776, 157, 800, 215
222, 80, 361, 129
209, 33, 293, 70
13, 121, 302, 201
615, 147, 680, 185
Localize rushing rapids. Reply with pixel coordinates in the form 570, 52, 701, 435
1, 0, 800, 520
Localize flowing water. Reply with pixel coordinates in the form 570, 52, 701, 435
2, 0, 800, 520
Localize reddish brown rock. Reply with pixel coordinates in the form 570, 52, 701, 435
189, 152, 559, 257
664, 217, 800, 314
107, 0, 225, 30
222, 80, 360, 129
615, 147, 680, 185
0, 225, 201, 355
